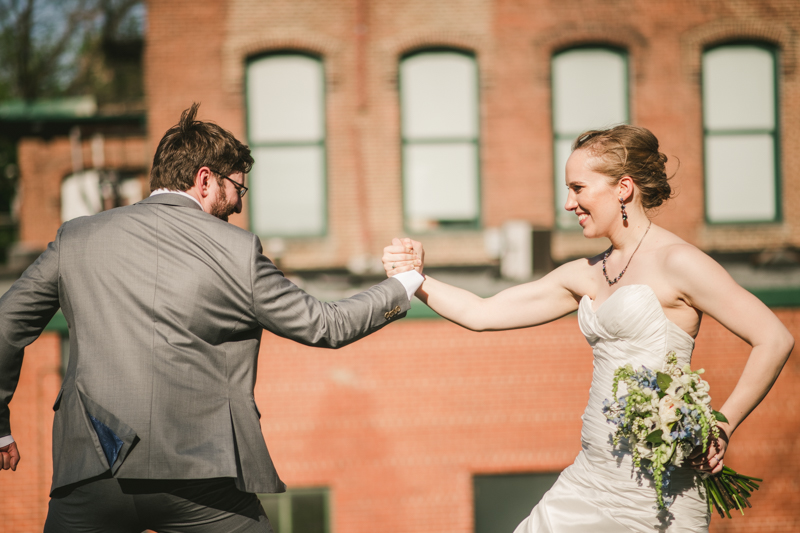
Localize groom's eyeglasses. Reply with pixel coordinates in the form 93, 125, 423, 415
211, 170, 248, 198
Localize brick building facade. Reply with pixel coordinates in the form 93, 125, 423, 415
143, 0, 800, 269
3, 1, 800, 532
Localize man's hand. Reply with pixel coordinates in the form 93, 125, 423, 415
0, 441, 20, 472
382, 238, 424, 277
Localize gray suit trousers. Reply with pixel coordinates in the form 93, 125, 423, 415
44, 475, 273, 533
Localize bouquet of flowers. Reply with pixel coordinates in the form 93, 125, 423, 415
602, 352, 762, 518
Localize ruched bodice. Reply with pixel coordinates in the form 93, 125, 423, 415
578, 285, 696, 467
514, 285, 710, 533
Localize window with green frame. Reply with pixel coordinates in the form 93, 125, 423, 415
473, 472, 560, 533
258, 487, 329, 533
246, 53, 327, 237
399, 50, 480, 232
551, 47, 629, 230
702, 44, 779, 223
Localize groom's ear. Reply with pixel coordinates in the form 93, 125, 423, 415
194, 167, 213, 199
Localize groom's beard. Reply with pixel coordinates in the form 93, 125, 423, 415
209, 183, 236, 222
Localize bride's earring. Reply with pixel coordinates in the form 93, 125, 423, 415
620, 198, 627, 222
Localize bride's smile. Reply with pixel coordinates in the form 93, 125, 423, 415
564, 148, 624, 239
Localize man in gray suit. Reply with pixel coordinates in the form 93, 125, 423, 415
0, 104, 424, 532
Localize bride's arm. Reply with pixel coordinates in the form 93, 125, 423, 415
384, 239, 582, 331
416, 267, 582, 331
668, 244, 794, 469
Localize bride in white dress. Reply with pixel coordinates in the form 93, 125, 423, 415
382, 125, 794, 532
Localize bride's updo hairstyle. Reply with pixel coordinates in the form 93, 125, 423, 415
572, 125, 673, 209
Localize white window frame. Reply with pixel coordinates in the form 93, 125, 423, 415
702, 43, 781, 224
399, 49, 481, 233
245, 52, 328, 237
551, 46, 629, 230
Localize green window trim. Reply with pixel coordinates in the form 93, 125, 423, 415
245, 51, 329, 238
474, 472, 560, 533
701, 43, 781, 225
399, 48, 482, 234
257, 487, 330, 533
550, 46, 630, 231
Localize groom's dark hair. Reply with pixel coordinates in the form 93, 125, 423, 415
149, 103, 254, 192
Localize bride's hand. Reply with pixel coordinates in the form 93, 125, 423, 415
382, 237, 421, 277
689, 421, 730, 475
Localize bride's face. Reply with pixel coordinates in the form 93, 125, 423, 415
564, 148, 620, 238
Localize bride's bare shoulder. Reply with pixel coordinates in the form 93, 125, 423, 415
651, 228, 726, 278
549, 255, 603, 296
650, 226, 700, 258
556, 255, 601, 276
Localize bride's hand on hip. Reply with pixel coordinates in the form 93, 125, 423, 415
690, 421, 730, 475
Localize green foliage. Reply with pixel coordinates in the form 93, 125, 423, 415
0, 1, 145, 262
645, 429, 664, 445
656, 371, 672, 392
0, 0, 145, 102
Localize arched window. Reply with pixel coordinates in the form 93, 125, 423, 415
702, 44, 779, 223
400, 50, 480, 231
551, 47, 628, 229
246, 53, 326, 236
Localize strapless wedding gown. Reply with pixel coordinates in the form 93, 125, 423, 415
514, 284, 710, 532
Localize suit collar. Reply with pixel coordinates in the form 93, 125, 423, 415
138, 192, 204, 211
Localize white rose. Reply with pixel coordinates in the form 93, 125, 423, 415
658, 395, 684, 437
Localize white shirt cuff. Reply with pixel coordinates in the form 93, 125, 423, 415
0, 435, 14, 447
393, 270, 425, 301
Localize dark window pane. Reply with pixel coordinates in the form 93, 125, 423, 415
257, 494, 282, 533
474, 473, 560, 533
291, 492, 326, 533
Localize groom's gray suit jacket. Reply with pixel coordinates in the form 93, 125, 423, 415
0, 193, 409, 494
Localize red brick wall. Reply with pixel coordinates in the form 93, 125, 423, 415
17, 1, 800, 266
1, 334, 60, 533
17, 135, 148, 249
143, 0, 800, 268
3, 313, 798, 532
490, 0, 800, 260
6, 1, 800, 532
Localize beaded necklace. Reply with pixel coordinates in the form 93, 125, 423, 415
602, 222, 652, 286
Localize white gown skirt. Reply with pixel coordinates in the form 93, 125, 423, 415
513, 449, 710, 532
514, 286, 712, 532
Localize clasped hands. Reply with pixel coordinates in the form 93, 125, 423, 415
382, 237, 424, 277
